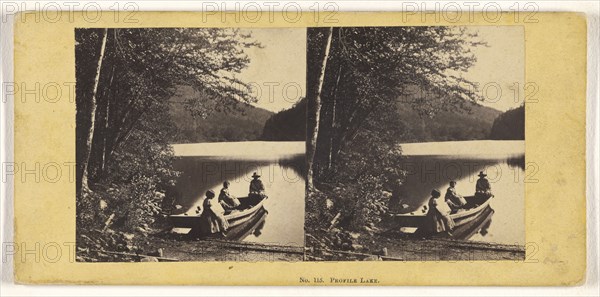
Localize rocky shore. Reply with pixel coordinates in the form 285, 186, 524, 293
305, 229, 524, 261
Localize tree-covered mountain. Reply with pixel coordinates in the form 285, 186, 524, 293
171, 82, 504, 144
260, 95, 501, 144
169, 85, 274, 143
392, 99, 502, 142
261, 97, 307, 141
489, 105, 525, 140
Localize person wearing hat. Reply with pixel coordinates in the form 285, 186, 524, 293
248, 172, 266, 203
475, 171, 492, 202
425, 189, 455, 236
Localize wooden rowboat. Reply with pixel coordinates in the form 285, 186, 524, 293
223, 208, 267, 241
389, 195, 493, 229
444, 205, 494, 240
169, 196, 267, 231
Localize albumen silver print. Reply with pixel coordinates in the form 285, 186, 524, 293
74, 25, 526, 262
304, 26, 526, 261
8, 9, 590, 287
75, 28, 306, 262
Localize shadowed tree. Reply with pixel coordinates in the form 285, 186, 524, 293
75, 28, 260, 242
76, 28, 259, 197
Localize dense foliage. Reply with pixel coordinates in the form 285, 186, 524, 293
305, 27, 484, 247
75, 28, 258, 260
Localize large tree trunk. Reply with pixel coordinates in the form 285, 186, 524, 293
307, 27, 333, 190
79, 28, 108, 196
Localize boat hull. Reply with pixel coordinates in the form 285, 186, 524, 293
389, 195, 492, 228
169, 196, 267, 231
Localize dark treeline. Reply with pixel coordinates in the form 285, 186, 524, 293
392, 98, 500, 142
304, 27, 485, 254
262, 94, 500, 144
75, 28, 258, 261
260, 97, 307, 141
170, 86, 273, 143
489, 105, 525, 140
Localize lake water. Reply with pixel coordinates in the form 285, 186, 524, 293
170, 140, 524, 247
394, 140, 526, 245
170, 142, 306, 247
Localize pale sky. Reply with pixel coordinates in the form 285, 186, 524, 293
237, 26, 523, 113
463, 26, 525, 111
236, 28, 306, 113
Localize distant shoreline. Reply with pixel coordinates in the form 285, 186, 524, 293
399, 140, 525, 156
170, 141, 306, 157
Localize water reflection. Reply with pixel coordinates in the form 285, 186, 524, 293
506, 155, 525, 170
278, 155, 306, 178
224, 208, 268, 241
446, 206, 495, 240
391, 153, 525, 245
172, 154, 305, 246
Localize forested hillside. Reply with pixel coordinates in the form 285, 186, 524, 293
393, 99, 502, 142
261, 95, 501, 144
169, 85, 273, 143
261, 97, 307, 141
489, 105, 525, 140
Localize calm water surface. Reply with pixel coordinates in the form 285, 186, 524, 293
171, 142, 305, 247
170, 141, 523, 246
395, 141, 525, 245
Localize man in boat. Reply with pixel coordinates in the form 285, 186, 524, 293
445, 181, 467, 211
219, 181, 240, 210
248, 172, 267, 204
475, 171, 493, 203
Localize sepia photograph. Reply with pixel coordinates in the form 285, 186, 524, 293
75, 28, 306, 262
304, 26, 526, 261
7, 7, 591, 289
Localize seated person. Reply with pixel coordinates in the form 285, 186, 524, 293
219, 181, 240, 210
445, 181, 467, 211
248, 172, 267, 203
475, 171, 493, 204
425, 189, 455, 236
189, 190, 228, 237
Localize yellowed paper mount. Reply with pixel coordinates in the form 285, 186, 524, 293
12, 11, 586, 285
